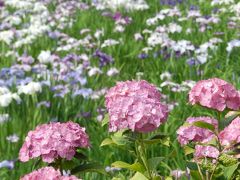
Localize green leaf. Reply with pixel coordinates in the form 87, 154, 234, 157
100, 138, 115, 147
147, 157, 164, 170
220, 114, 239, 129
143, 137, 170, 147
111, 161, 146, 173
74, 151, 88, 160
111, 136, 130, 146
192, 121, 215, 132
130, 172, 148, 180
71, 162, 108, 175
223, 163, 240, 179
186, 161, 198, 171
102, 114, 109, 127
183, 146, 195, 155
190, 170, 203, 179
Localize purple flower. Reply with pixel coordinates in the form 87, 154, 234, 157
0, 1, 4, 8
37, 101, 51, 108
138, 53, 148, 59
94, 50, 114, 68
48, 31, 61, 39
160, 0, 183, 6
18, 53, 34, 64
72, 88, 93, 98
0, 160, 15, 170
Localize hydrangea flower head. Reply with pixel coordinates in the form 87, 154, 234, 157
194, 145, 219, 159
219, 117, 240, 146
20, 167, 79, 180
19, 121, 89, 163
177, 117, 218, 145
189, 78, 240, 111
105, 80, 168, 133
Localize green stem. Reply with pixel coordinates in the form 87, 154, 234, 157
136, 133, 152, 180
197, 163, 204, 180
209, 162, 218, 180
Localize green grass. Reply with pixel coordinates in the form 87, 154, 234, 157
1, 0, 240, 179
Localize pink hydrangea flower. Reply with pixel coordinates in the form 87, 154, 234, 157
219, 117, 240, 146
19, 121, 89, 163
177, 117, 218, 145
194, 145, 219, 159
20, 167, 79, 180
105, 80, 168, 133
189, 78, 240, 111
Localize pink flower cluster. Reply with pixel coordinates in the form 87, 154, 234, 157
177, 117, 218, 145
219, 117, 240, 146
19, 121, 89, 163
189, 78, 240, 111
194, 145, 219, 159
105, 80, 168, 133
20, 167, 79, 180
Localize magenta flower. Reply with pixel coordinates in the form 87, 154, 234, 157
177, 117, 218, 145
20, 167, 79, 180
189, 78, 240, 111
105, 80, 168, 133
219, 117, 240, 146
19, 121, 89, 163
194, 145, 219, 159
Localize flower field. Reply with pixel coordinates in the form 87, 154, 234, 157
1, 0, 240, 179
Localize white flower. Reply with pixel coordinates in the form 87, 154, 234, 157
12, 93, 21, 104
134, 33, 143, 41
6, 134, 19, 143
107, 68, 119, 76
114, 25, 125, 32
38, 50, 53, 64
0, 114, 10, 124
0, 94, 12, 107
160, 72, 172, 80
168, 23, 182, 33
226, 39, 240, 52
0, 31, 14, 45
94, 29, 104, 39
17, 82, 42, 95
101, 39, 119, 48
88, 67, 102, 77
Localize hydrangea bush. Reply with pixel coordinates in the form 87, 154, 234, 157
102, 80, 170, 179
16, 78, 240, 179
18, 121, 107, 179
177, 78, 240, 179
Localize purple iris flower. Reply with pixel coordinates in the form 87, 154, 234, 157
37, 101, 51, 108
0, 160, 15, 170
138, 53, 148, 59
94, 50, 114, 68
72, 88, 93, 98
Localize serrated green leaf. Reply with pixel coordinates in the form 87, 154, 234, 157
192, 121, 215, 132
111, 161, 146, 173
183, 146, 195, 155
147, 157, 164, 170
130, 172, 148, 180
102, 114, 109, 127
100, 138, 115, 147
111, 135, 130, 146
224, 163, 240, 179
